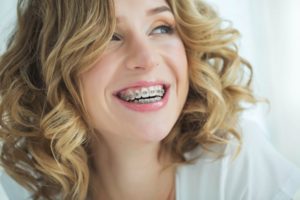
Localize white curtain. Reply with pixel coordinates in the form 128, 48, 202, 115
206, 0, 300, 167
0, 0, 17, 53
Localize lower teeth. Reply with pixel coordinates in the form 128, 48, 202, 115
133, 97, 162, 104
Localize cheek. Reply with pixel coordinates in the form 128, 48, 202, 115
81, 54, 116, 92
174, 44, 188, 74
80, 58, 114, 118
162, 38, 189, 80
163, 38, 189, 105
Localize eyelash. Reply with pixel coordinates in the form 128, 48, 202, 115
152, 25, 174, 35
111, 24, 175, 41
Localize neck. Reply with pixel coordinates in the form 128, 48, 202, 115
89, 134, 176, 200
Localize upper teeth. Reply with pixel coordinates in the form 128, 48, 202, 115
119, 85, 165, 101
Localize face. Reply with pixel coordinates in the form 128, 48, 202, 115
80, 0, 189, 144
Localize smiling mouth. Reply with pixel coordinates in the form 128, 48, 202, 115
116, 84, 167, 104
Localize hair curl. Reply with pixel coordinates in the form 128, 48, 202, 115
0, 0, 256, 199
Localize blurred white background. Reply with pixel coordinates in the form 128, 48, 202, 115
0, 0, 300, 198
205, 0, 300, 169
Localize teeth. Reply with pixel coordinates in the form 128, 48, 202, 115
134, 90, 142, 99
128, 90, 135, 101
133, 97, 162, 104
142, 99, 149, 104
118, 85, 165, 102
149, 86, 156, 96
141, 88, 149, 98
158, 88, 164, 96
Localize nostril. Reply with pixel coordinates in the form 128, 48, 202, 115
133, 65, 146, 70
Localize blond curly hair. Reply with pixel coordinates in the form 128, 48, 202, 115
0, 0, 256, 199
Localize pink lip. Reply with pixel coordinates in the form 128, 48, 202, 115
113, 81, 170, 112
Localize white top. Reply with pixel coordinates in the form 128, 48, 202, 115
1, 117, 300, 199
175, 118, 300, 200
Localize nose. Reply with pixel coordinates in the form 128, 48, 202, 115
124, 36, 158, 71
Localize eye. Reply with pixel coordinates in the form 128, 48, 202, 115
111, 33, 122, 41
151, 25, 174, 35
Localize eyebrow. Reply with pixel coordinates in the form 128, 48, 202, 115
146, 5, 172, 16
116, 6, 172, 23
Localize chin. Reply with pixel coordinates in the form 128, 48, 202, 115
134, 123, 174, 143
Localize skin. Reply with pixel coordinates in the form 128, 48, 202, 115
80, 0, 189, 199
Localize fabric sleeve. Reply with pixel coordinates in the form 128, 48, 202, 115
233, 118, 300, 200
176, 116, 300, 200
0, 168, 30, 200
0, 169, 11, 200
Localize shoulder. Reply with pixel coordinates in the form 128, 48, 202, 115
176, 115, 300, 200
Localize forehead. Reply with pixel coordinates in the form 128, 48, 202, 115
113, 0, 170, 15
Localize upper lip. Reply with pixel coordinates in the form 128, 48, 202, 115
113, 80, 170, 95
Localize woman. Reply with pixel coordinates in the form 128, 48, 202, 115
0, 0, 299, 199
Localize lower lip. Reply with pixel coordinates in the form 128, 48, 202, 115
114, 88, 170, 112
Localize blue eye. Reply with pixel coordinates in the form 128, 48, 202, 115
152, 25, 174, 35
